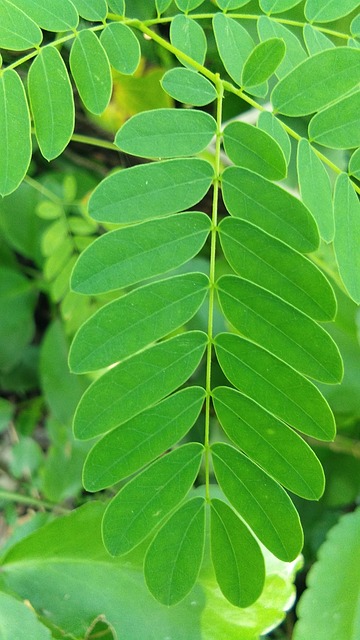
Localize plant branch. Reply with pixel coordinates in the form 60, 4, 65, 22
0, 488, 70, 514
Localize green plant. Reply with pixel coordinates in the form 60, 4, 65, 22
1, 0, 360, 638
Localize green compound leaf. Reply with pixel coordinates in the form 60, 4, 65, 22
70, 30, 112, 115
0, 0, 42, 50
107, 0, 125, 14
100, 23, 140, 75
260, 0, 303, 12
176, 0, 205, 10
0, 592, 52, 640
214, 333, 336, 440
156, 0, 173, 14
272, 48, 360, 116
257, 16, 307, 78
10, 0, 79, 31
351, 14, 360, 36
221, 166, 319, 253
161, 68, 217, 105
144, 496, 206, 605
211, 442, 303, 561
170, 14, 207, 69
83, 387, 206, 490
71, 212, 211, 294
349, 148, 360, 179
216, 275, 342, 384
334, 173, 360, 304
73, 331, 208, 439
297, 138, 334, 242
88, 158, 214, 223
305, 0, 360, 23
257, 111, 291, 165
294, 508, 360, 640
223, 121, 287, 181
216, 0, 251, 7
102, 443, 204, 556
218, 217, 336, 321
0, 70, 31, 197
28, 46, 75, 161
70, 273, 209, 373
213, 387, 324, 500
303, 24, 335, 55
115, 109, 217, 159
309, 91, 360, 149
71, 0, 107, 21
242, 38, 286, 87
210, 498, 265, 608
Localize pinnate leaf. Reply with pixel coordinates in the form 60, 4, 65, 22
71, 212, 211, 294
144, 496, 206, 605
211, 442, 303, 561
214, 333, 336, 440
102, 443, 203, 556
303, 24, 335, 55
213, 386, 325, 500
176, 0, 205, 10
221, 166, 319, 253
100, 23, 140, 75
213, 13, 254, 85
309, 91, 360, 149
257, 111, 291, 164
88, 158, 214, 223
0, 70, 31, 197
242, 38, 286, 87
71, 0, 107, 21
69, 273, 209, 373
9, 0, 78, 31
115, 108, 217, 158
70, 30, 112, 115
272, 47, 360, 116
305, 0, 360, 23
170, 14, 207, 69
0, 0, 42, 50
156, 0, 173, 14
73, 331, 208, 439
161, 68, 217, 105
83, 387, 206, 490
260, 0, 303, 12
223, 121, 287, 181
28, 46, 75, 161
258, 16, 307, 78
334, 173, 360, 304
107, 0, 125, 14
210, 498, 265, 607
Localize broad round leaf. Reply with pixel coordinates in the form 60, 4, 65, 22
161, 68, 217, 105
100, 23, 140, 75
70, 30, 112, 115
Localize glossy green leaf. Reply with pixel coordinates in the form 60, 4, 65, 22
161, 68, 216, 105
211, 443, 303, 561
303, 24, 335, 55
214, 333, 336, 440
170, 15, 207, 69
0, 592, 52, 640
73, 331, 208, 439
100, 23, 140, 75
156, 0, 173, 14
0, 0, 42, 50
213, 386, 325, 500
223, 122, 287, 181
175, 0, 205, 10
218, 217, 336, 321
115, 109, 217, 158
305, 0, 360, 23
70, 30, 112, 115
297, 138, 334, 242
221, 166, 319, 253
0, 70, 31, 197
145, 497, 206, 605
309, 90, 360, 149
334, 173, 360, 304
257, 111, 291, 165
210, 498, 265, 608
260, 0, 303, 12
258, 16, 307, 78
216, 0, 251, 7
272, 48, 360, 116
70, 273, 209, 373
83, 387, 206, 490
217, 275, 342, 383
242, 38, 286, 87
349, 148, 360, 179
351, 14, 360, 36
294, 508, 360, 640
10, 0, 79, 31
28, 46, 75, 161
71, 0, 107, 20
103, 443, 203, 556
71, 212, 211, 294
88, 158, 214, 223
107, 0, 125, 14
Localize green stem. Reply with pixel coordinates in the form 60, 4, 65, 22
204, 76, 224, 504
70, 132, 119, 152
0, 489, 69, 514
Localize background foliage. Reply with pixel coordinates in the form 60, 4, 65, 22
1, 0, 360, 638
